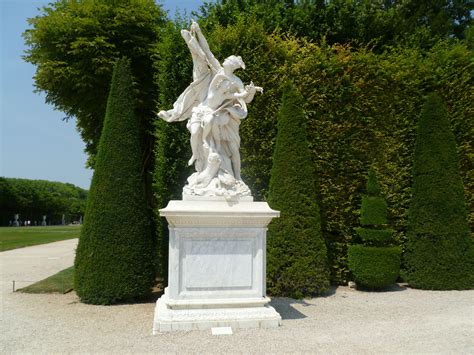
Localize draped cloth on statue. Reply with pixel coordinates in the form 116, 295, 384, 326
159, 35, 212, 123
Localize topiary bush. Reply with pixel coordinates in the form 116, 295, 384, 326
267, 83, 329, 298
348, 245, 401, 289
402, 93, 474, 290
74, 58, 155, 305
348, 168, 401, 289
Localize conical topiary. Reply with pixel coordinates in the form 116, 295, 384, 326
267, 83, 329, 298
348, 168, 401, 289
403, 93, 473, 290
74, 58, 155, 304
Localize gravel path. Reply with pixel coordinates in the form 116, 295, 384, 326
1, 240, 473, 354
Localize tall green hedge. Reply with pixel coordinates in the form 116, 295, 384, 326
403, 94, 473, 290
152, 20, 193, 281
267, 83, 329, 298
154, 19, 473, 285
74, 58, 155, 304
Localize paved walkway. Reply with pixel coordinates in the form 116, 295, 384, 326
1, 240, 473, 354
0, 238, 78, 294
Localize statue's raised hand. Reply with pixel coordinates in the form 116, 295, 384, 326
190, 20, 200, 34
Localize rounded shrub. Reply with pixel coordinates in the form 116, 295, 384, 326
74, 58, 155, 305
403, 93, 473, 290
267, 83, 329, 298
348, 245, 401, 289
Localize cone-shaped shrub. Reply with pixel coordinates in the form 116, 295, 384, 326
267, 83, 329, 298
348, 168, 401, 289
74, 58, 155, 304
403, 93, 473, 290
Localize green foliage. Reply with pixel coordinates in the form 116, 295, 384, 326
23, 0, 166, 168
348, 245, 401, 289
199, 0, 472, 49
267, 83, 329, 298
366, 168, 381, 196
360, 196, 388, 226
403, 94, 474, 290
74, 58, 155, 304
154, 17, 473, 284
0, 177, 87, 226
356, 228, 394, 245
152, 19, 193, 280
349, 169, 400, 288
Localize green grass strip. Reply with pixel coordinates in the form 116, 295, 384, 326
19, 266, 74, 294
0, 225, 80, 251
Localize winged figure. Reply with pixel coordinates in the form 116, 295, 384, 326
158, 21, 262, 198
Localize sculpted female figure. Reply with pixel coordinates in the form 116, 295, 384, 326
158, 21, 262, 198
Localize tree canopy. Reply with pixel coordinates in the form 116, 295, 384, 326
197, 0, 473, 49
0, 177, 88, 225
23, 0, 166, 168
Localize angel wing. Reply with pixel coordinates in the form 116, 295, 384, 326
158, 22, 221, 122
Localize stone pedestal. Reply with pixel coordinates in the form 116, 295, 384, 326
153, 199, 281, 333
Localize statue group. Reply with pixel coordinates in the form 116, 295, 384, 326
154, 22, 281, 333
158, 21, 262, 198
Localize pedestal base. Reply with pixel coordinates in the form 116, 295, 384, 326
153, 200, 281, 333
153, 289, 281, 333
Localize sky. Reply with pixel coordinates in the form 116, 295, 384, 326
0, 0, 203, 190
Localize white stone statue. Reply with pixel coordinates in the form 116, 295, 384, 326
158, 21, 262, 199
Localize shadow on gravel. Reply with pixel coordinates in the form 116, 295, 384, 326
270, 298, 308, 320
354, 283, 408, 293
104, 287, 164, 306
270, 286, 338, 320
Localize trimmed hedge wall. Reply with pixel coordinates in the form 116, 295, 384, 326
154, 19, 473, 285
403, 94, 474, 290
74, 58, 155, 304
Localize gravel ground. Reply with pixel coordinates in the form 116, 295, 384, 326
1, 240, 473, 354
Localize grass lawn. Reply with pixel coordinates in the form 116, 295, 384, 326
0, 225, 81, 252
19, 266, 74, 294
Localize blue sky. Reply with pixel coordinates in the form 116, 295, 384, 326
1, 0, 203, 190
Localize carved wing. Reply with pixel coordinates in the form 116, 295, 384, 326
158, 25, 216, 122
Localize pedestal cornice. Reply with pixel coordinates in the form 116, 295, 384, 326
160, 200, 279, 228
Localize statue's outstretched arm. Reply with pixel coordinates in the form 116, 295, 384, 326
191, 21, 222, 72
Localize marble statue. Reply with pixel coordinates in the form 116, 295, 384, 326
13, 214, 19, 227
158, 21, 262, 198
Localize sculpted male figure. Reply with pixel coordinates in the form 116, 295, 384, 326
158, 21, 262, 198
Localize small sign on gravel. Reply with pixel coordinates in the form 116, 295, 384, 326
211, 327, 233, 335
